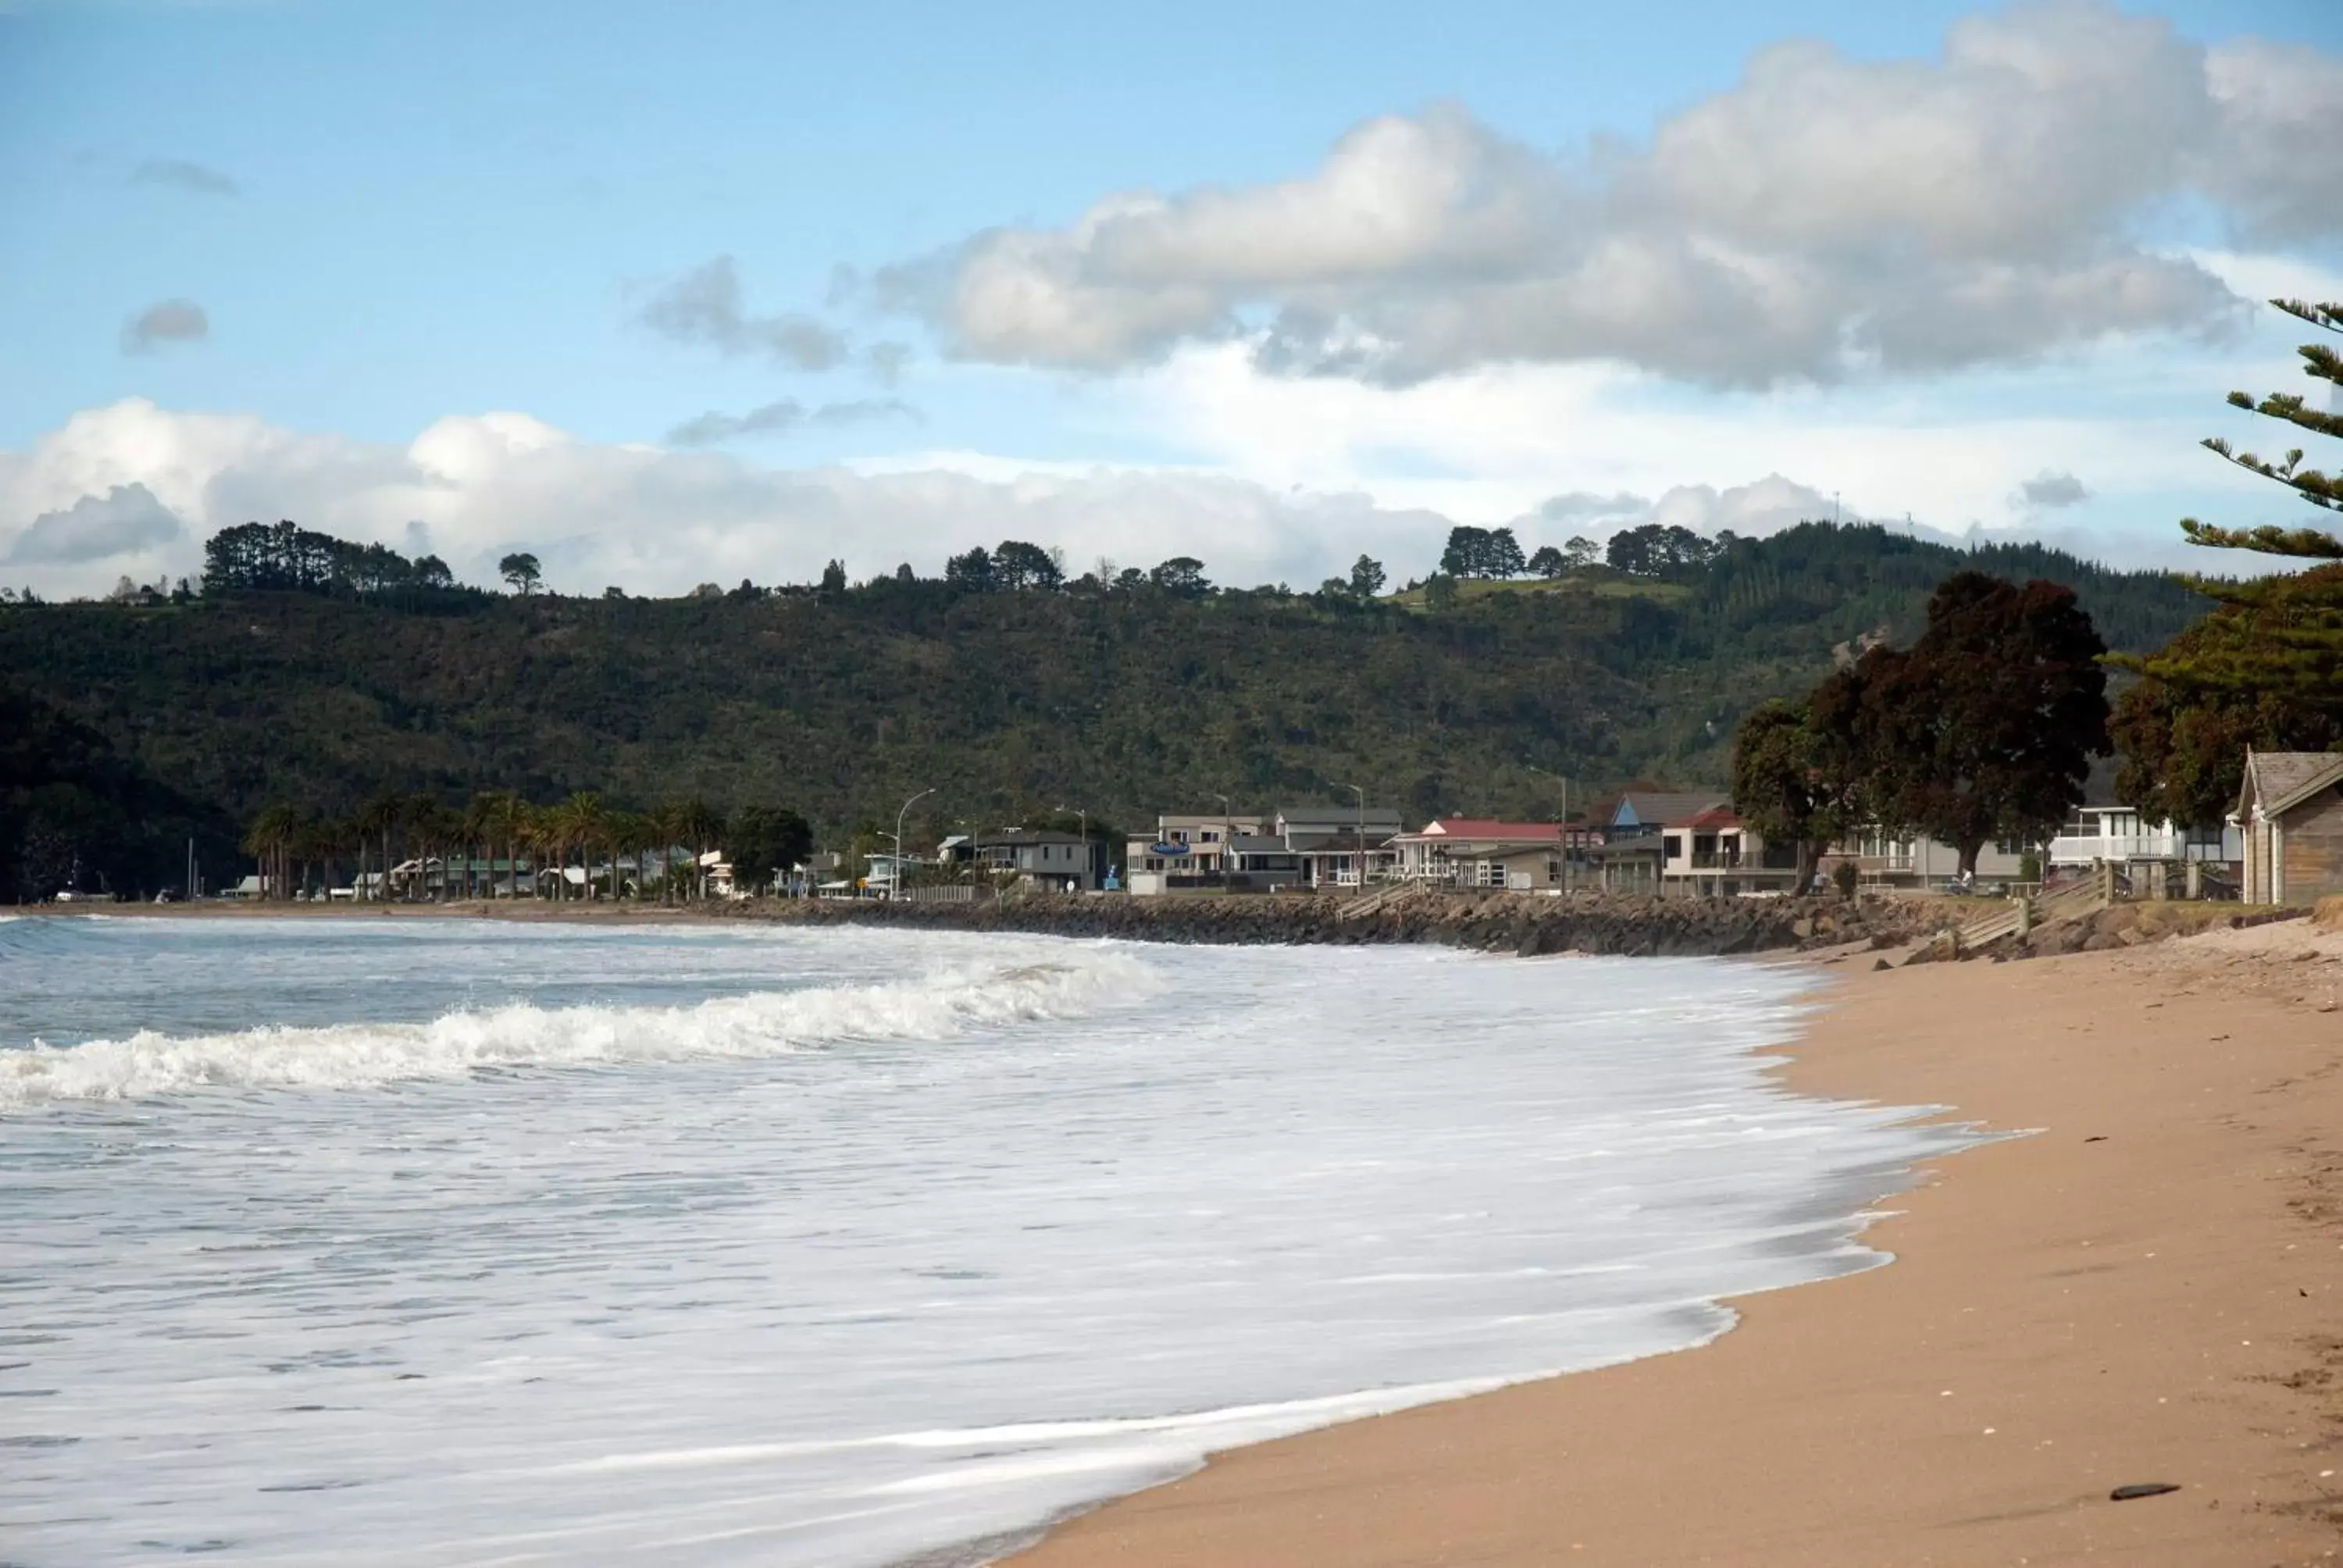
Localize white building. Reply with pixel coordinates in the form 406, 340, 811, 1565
2046, 805, 2238, 869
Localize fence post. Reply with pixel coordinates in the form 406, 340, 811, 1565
2015, 895, 2032, 942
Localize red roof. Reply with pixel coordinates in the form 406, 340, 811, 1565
1414, 818, 1563, 842
1682, 807, 1743, 829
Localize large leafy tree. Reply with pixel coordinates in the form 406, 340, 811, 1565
1861, 572, 2109, 876
729, 805, 814, 893
1728, 685, 1870, 889
1438, 526, 1526, 579
2115, 298, 2343, 824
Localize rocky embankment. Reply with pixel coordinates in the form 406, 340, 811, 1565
720, 889, 1944, 958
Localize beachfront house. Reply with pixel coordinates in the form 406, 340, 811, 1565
1825, 832, 2033, 893
1582, 790, 1724, 893
984, 829, 1098, 891
1385, 818, 1566, 890
1658, 807, 1803, 897
1125, 811, 1268, 894
2238, 750, 2343, 905
2047, 804, 2240, 882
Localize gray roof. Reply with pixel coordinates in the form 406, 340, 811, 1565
1612, 791, 1727, 828
2242, 750, 2343, 817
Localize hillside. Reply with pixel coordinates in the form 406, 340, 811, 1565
0, 522, 2209, 895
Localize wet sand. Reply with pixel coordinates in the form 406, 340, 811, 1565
1012, 923, 2343, 1566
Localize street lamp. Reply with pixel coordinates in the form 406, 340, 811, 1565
892, 787, 934, 900
1214, 791, 1233, 890
1056, 803, 1089, 890
1336, 782, 1366, 893
1525, 762, 1571, 893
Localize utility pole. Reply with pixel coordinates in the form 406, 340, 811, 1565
1057, 804, 1089, 889
1214, 791, 1233, 891
1525, 762, 1571, 893
893, 787, 933, 901
1338, 782, 1366, 893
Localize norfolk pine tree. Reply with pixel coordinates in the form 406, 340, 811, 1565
2115, 299, 2343, 825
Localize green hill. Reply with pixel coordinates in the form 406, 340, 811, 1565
0, 522, 2209, 896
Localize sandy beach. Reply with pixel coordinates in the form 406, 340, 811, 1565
1012, 919, 2343, 1566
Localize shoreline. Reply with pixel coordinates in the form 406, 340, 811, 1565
9, 888, 1951, 959
1005, 920, 2343, 1566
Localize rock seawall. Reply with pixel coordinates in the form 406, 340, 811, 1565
719, 890, 1941, 958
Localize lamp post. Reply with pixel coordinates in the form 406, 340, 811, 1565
892, 787, 934, 901
1214, 791, 1233, 892
1056, 804, 1089, 890
1525, 762, 1571, 893
1337, 782, 1366, 893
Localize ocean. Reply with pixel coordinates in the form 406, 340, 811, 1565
0, 915, 1967, 1566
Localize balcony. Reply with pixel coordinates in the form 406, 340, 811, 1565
2047, 829, 2189, 866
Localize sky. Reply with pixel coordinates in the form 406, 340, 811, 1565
3, 0, 2341, 597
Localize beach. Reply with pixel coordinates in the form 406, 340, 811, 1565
1011, 920, 2343, 1566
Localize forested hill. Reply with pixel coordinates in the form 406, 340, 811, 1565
0, 522, 2207, 895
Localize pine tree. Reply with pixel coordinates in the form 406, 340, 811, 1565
2115, 299, 2343, 824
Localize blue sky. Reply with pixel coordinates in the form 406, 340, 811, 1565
5, 0, 2342, 595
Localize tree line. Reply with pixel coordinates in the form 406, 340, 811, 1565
237, 792, 812, 903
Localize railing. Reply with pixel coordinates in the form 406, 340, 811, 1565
2047, 831, 2187, 865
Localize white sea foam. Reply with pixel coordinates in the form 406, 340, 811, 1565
0, 951, 1156, 1109
0, 921, 1972, 1568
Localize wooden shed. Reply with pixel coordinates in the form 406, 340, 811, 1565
2237, 750, 2343, 905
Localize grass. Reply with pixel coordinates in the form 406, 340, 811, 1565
1382, 573, 1694, 611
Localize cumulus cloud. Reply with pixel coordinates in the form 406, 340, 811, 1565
876, 2, 2338, 386
2015, 469, 2092, 508
1511, 474, 1835, 543
5, 482, 184, 565
1523, 491, 1652, 528
120, 300, 209, 355
639, 256, 848, 371
665, 397, 915, 447
0, 399, 1464, 599
129, 158, 240, 197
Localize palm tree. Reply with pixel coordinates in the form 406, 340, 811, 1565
485, 792, 530, 898
241, 802, 299, 900
674, 796, 723, 901
648, 800, 687, 903
355, 793, 402, 902
558, 792, 608, 900
458, 794, 495, 901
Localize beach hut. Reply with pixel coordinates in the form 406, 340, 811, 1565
2237, 750, 2343, 905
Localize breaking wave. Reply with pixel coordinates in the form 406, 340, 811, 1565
0, 953, 1156, 1110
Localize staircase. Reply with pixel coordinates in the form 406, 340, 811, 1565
1954, 875, 2111, 952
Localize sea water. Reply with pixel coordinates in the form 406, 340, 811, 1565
0, 916, 1967, 1566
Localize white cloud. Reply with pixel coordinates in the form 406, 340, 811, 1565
6, 482, 184, 564
0, 400, 1463, 599
876, 2, 2338, 387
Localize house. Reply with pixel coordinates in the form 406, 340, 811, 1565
968, 829, 1100, 891
2238, 750, 2343, 905
1386, 819, 1566, 890
1223, 805, 1404, 890
1582, 790, 1724, 893
1659, 807, 1802, 896
1826, 832, 2033, 892
1125, 811, 1268, 893
2047, 805, 2238, 871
